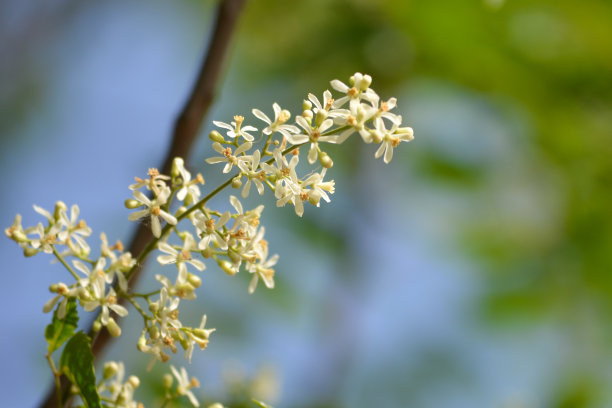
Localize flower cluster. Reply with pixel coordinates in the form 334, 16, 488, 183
6, 73, 413, 407
207, 72, 413, 218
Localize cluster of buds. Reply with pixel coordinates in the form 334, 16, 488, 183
98, 361, 143, 408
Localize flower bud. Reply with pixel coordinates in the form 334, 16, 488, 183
314, 109, 328, 127
218, 260, 236, 276
53, 201, 67, 221
187, 273, 202, 288
278, 109, 291, 124
201, 247, 212, 258
175, 206, 188, 218
128, 376, 140, 388
162, 373, 173, 389
209, 130, 225, 143
149, 302, 159, 313
302, 109, 313, 122
148, 324, 160, 340
106, 317, 122, 337
103, 361, 119, 379
24, 247, 38, 257
137, 335, 147, 351
171, 157, 185, 178
11, 230, 27, 243
49, 283, 59, 293
179, 335, 190, 350
124, 199, 141, 209
228, 249, 241, 264
302, 100, 312, 111
319, 152, 333, 169
92, 320, 102, 333
231, 177, 242, 189
359, 74, 372, 91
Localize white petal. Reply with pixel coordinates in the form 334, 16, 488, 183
132, 191, 151, 206
157, 254, 176, 265
160, 211, 178, 225
308, 144, 318, 164
128, 209, 149, 221
213, 121, 233, 130
248, 275, 258, 294
375, 142, 386, 159
330, 79, 349, 93
252, 109, 271, 124
384, 143, 394, 164
151, 216, 161, 238
110, 303, 128, 317
43, 295, 60, 313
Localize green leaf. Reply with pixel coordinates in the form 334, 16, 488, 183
251, 399, 274, 408
60, 332, 101, 408
45, 298, 79, 354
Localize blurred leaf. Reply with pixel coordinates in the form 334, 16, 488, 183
60, 332, 100, 408
45, 298, 78, 354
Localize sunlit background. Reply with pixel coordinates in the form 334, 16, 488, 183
2, 0, 612, 407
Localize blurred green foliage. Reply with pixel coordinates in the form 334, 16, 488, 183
234, 0, 612, 406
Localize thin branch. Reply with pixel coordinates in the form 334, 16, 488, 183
39, 1, 246, 407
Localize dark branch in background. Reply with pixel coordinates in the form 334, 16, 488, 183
39, 0, 246, 407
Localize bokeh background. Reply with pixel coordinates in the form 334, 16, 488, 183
2, 0, 612, 407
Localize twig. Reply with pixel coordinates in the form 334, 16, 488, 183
39, 1, 246, 407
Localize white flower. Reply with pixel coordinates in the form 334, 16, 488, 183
260, 148, 299, 195
184, 314, 215, 363
292, 115, 339, 164
252, 103, 299, 138
333, 101, 379, 144
228, 196, 264, 238
74, 259, 128, 326
153, 288, 182, 337
28, 221, 62, 254
374, 119, 414, 164
237, 149, 266, 198
57, 204, 91, 255
213, 115, 258, 142
303, 168, 335, 206
170, 366, 200, 407
275, 177, 307, 217
43, 282, 80, 318
373, 97, 402, 127
173, 157, 203, 203
129, 168, 170, 196
128, 188, 177, 238
205, 142, 252, 174
247, 240, 278, 294
330, 72, 379, 110
194, 211, 230, 251
157, 233, 205, 275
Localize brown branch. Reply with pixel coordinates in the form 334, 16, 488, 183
39, 1, 246, 407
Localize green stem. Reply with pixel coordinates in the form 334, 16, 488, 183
45, 353, 62, 407
131, 289, 161, 299
126, 295, 154, 321
52, 246, 80, 281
